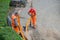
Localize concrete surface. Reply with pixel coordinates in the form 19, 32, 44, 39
19, 0, 60, 31
12, 0, 60, 40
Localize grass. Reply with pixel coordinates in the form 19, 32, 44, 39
0, 0, 23, 40
0, 27, 23, 40
0, 0, 10, 27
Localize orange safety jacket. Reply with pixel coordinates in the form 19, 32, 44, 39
11, 14, 20, 33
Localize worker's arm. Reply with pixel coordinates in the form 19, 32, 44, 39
14, 18, 18, 27
28, 12, 31, 16
14, 18, 20, 30
33, 13, 36, 16
28, 12, 36, 17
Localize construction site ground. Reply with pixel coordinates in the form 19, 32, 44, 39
12, 0, 60, 40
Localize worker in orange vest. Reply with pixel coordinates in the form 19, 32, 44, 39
28, 2, 36, 29
11, 12, 20, 34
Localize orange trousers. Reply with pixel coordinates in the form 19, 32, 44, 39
12, 22, 20, 34
31, 15, 36, 28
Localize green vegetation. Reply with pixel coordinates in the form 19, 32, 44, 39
0, 0, 10, 26
0, 27, 22, 40
0, 0, 23, 40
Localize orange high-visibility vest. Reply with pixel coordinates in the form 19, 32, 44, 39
11, 14, 20, 33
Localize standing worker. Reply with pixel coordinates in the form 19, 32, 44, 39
28, 2, 36, 29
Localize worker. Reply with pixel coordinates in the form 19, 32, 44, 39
11, 12, 28, 40
28, 2, 36, 29
11, 12, 20, 34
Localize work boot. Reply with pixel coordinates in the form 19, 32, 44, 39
23, 26, 26, 31
32, 25, 36, 29
33, 25, 36, 29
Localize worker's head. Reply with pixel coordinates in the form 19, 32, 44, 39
15, 12, 18, 16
